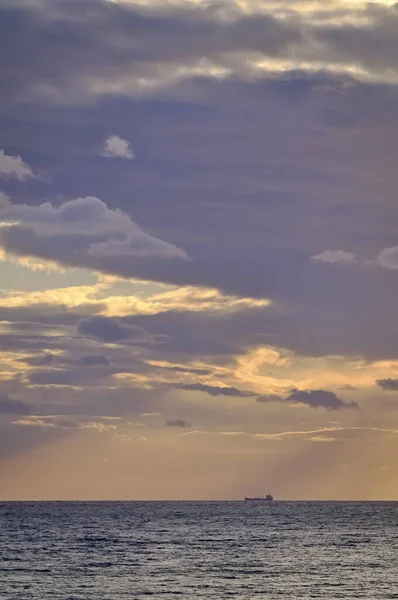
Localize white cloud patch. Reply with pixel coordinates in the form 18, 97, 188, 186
88, 232, 186, 260
12, 414, 121, 432
0, 195, 189, 268
311, 250, 356, 264
0, 150, 34, 180
101, 135, 134, 159
311, 247, 398, 271
374, 246, 398, 270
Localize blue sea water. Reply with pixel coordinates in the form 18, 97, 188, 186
0, 501, 397, 599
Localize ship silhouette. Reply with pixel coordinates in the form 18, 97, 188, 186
244, 494, 274, 502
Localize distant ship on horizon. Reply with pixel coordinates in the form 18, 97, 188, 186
244, 494, 274, 502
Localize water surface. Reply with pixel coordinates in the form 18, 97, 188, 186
1, 501, 397, 599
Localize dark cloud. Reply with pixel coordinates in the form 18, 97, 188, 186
26, 356, 141, 386
20, 352, 54, 366
165, 419, 191, 428
7, 383, 163, 421
175, 383, 358, 411
315, 4, 398, 73
256, 390, 358, 411
376, 379, 398, 392
0, 0, 302, 107
177, 383, 253, 397
0, 333, 79, 353
123, 309, 275, 357
27, 368, 108, 386
77, 316, 148, 343
0, 392, 35, 414
77, 354, 110, 366
1, 0, 397, 114
25, 349, 150, 386
19, 354, 115, 387
286, 389, 359, 411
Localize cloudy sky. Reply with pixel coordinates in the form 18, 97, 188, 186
0, 0, 397, 500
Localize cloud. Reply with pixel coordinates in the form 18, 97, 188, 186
165, 419, 191, 428
77, 354, 110, 366
77, 316, 149, 343
145, 287, 268, 314
176, 381, 358, 411
375, 247, 398, 270
0, 392, 35, 414
376, 378, 398, 391
181, 425, 398, 442
0, 0, 303, 106
87, 233, 191, 261
158, 365, 211, 376
2, 0, 398, 476
22, 353, 54, 366
177, 383, 254, 397
255, 394, 286, 404
2, 0, 398, 112
286, 389, 359, 410
256, 389, 359, 410
338, 384, 358, 391
311, 250, 356, 264
0, 281, 268, 318
0, 150, 34, 180
0, 77, 397, 366
312, 247, 398, 271
27, 368, 108, 387
0, 195, 189, 269
101, 135, 134, 159
12, 414, 120, 432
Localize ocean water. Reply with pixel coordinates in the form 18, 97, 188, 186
0, 501, 397, 599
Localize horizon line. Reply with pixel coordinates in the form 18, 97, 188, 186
1, 499, 397, 503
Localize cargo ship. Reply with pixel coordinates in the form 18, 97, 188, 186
244, 494, 274, 502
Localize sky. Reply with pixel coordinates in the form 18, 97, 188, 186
0, 0, 398, 500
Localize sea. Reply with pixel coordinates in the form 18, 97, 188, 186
0, 501, 397, 599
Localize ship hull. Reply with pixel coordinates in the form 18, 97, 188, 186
244, 497, 274, 502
